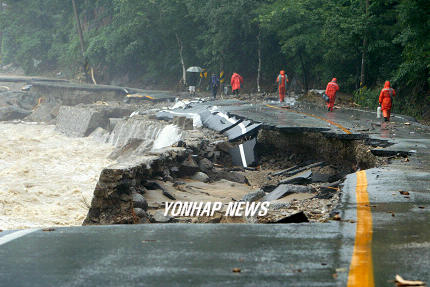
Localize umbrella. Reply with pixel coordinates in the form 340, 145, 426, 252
186, 66, 202, 73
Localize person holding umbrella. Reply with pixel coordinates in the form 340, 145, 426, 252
186, 66, 202, 96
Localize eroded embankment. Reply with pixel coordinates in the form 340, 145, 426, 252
83, 113, 386, 225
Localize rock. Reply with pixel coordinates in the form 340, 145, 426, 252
132, 192, 148, 210
163, 189, 176, 200
173, 116, 185, 127
144, 181, 176, 200
279, 169, 312, 185
174, 140, 186, 147
0, 105, 31, 121
213, 151, 221, 160
170, 166, 180, 175
183, 118, 194, 130
241, 190, 265, 202
216, 171, 249, 185
152, 210, 177, 223
261, 185, 277, 193
191, 172, 210, 183
268, 211, 309, 223
263, 184, 313, 201
270, 203, 292, 210
198, 158, 214, 172
120, 193, 131, 201
25, 102, 60, 123
216, 141, 234, 153
311, 172, 331, 183
56, 106, 108, 137
179, 156, 199, 176
316, 189, 335, 199
133, 208, 147, 218
133, 208, 151, 223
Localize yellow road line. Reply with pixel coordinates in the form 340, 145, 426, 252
265, 104, 352, 134
347, 170, 374, 287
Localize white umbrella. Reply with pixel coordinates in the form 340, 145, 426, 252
186, 66, 203, 73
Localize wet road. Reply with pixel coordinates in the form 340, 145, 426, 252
0, 224, 353, 287
1, 98, 430, 286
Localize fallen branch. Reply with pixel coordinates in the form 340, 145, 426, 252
395, 274, 425, 286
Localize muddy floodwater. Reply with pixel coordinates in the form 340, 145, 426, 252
0, 122, 114, 230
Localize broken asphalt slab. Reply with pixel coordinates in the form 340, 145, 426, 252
229, 138, 257, 167
262, 184, 315, 202
202, 112, 242, 133
279, 169, 312, 185
223, 120, 262, 141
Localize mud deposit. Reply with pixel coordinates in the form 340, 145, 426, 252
0, 122, 114, 229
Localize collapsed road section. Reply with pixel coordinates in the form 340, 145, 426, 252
74, 98, 397, 225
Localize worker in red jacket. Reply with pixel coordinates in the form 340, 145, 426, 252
325, 78, 339, 112
276, 70, 289, 102
230, 72, 243, 96
379, 81, 396, 122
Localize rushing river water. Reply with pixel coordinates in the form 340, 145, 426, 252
0, 122, 114, 230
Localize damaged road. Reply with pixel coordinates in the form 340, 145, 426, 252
1, 78, 430, 285
79, 97, 388, 225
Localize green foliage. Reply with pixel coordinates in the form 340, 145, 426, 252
353, 86, 380, 109
0, 0, 428, 118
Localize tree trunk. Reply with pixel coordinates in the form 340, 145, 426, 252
72, 0, 96, 84
176, 33, 186, 86
72, 0, 85, 56
0, 2, 3, 58
360, 0, 369, 87
256, 30, 262, 93
298, 50, 308, 92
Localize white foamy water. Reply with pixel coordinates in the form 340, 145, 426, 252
152, 124, 182, 150
0, 122, 114, 230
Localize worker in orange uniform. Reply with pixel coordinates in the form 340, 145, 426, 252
276, 70, 289, 102
230, 72, 243, 96
379, 81, 396, 122
325, 78, 339, 112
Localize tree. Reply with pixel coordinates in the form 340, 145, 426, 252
260, 0, 325, 92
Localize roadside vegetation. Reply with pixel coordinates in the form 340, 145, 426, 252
0, 0, 428, 119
